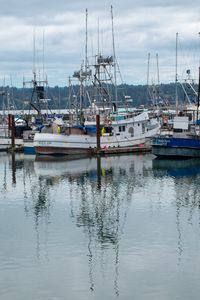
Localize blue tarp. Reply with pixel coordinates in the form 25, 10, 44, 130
196, 119, 200, 125
73, 124, 97, 133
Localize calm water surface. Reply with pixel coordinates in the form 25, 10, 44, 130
0, 152, 200, 300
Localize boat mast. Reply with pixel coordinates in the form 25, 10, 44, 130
85, 8, 88, 72
33, 28, 36, 82
111, 5, 118, 110
156, 53, 160, 106
175, 32, 178, 116
97, 18, 100, 57
156, 53, 160, 85
196, 32, 200, 122
42, 29, 45, 83
196, 67, 200, 121
146, 53, 150, 101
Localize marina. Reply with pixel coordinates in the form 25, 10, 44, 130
0, 2, 200, 300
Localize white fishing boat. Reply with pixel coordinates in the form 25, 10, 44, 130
33, 7, 160, 155
33, 110, 160, 155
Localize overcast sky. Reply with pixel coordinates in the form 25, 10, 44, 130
0, 0, 199, 87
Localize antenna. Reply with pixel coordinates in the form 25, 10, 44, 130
156, 53, 160, 103
97, 18, 100, 56
111, 5, 118, 108
175, 32, 178, 115
85, 9, 88, 71
196, 32, 200, 122
42, 29, 45, 82
33, 28, 36, 76
147, 53, 150, 100
156, 53, 160, 86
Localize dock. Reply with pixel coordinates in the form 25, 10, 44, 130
95, 144, 152, 155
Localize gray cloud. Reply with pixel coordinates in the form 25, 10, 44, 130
0, 0, 199, 86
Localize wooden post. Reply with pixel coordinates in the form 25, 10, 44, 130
11, 115, 15, 150
8, 114, 12, 131
96, 114, 100, 151
97, 156, 101, 190
11, 152, 16, 184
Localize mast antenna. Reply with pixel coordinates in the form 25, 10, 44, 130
42, 29, 45, 82
97, 18, 100, 56
85, 8, 88, 71
147, 53, 150, 101
156, 53, 160, 104
175, 32, 178, 115
33, 28, 36, 77
196, 32, 200, 122
156, 53, 160, 86
111, 5, 118, 108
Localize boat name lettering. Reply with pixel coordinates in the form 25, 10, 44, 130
154, 138, 168, 146
39, 141, 52, 145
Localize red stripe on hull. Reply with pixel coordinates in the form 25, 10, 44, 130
35, 146, 94, 155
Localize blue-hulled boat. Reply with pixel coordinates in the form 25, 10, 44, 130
152, 111, 200, 158
152, 63, 200, 158
152, 133, 200, 158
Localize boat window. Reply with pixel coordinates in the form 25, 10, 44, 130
119, 126, 126, 132
142, 123, 145, 134
128, 127, 134, 137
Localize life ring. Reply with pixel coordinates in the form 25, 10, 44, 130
163, 116, 168, 124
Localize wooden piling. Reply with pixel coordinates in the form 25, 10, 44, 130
8, 114, 15, 151
96, 114, 101, 150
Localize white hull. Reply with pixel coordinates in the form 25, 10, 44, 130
34, 111, 160, 155
34, 126, 159, 155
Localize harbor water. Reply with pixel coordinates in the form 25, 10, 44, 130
0, 153, 200, 300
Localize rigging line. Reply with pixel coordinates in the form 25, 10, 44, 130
186, 82, 198, 97
178, 81, 191, 104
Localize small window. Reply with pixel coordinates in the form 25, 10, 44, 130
142, 123, 145, 133
128, 127, 134, 137
119, 126, 126, 132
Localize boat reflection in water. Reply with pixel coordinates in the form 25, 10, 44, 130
152, 156, 200, 263
152, 157, 200, 178
3, 152, 200, 299
33, 153, 152, 295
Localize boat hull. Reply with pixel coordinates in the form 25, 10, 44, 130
34, 133, 147, 155
35, 146, 94, 155
152, 136, 200, 158
33, 115, 160, 156
24, 144, 36, 155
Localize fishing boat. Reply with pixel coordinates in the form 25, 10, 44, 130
34, 110, 160, 155
33, 7, 160, 156
152, 78, 200, 158
151, 115, 200, 158
152, 66, 200, 158
152, 32, 200, 159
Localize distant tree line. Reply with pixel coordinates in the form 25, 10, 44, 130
0, 82, 198, 111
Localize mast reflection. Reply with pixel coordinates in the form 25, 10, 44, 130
65, 154, 149, 296
152, 157, 200, 262
31, 154, 153, 295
